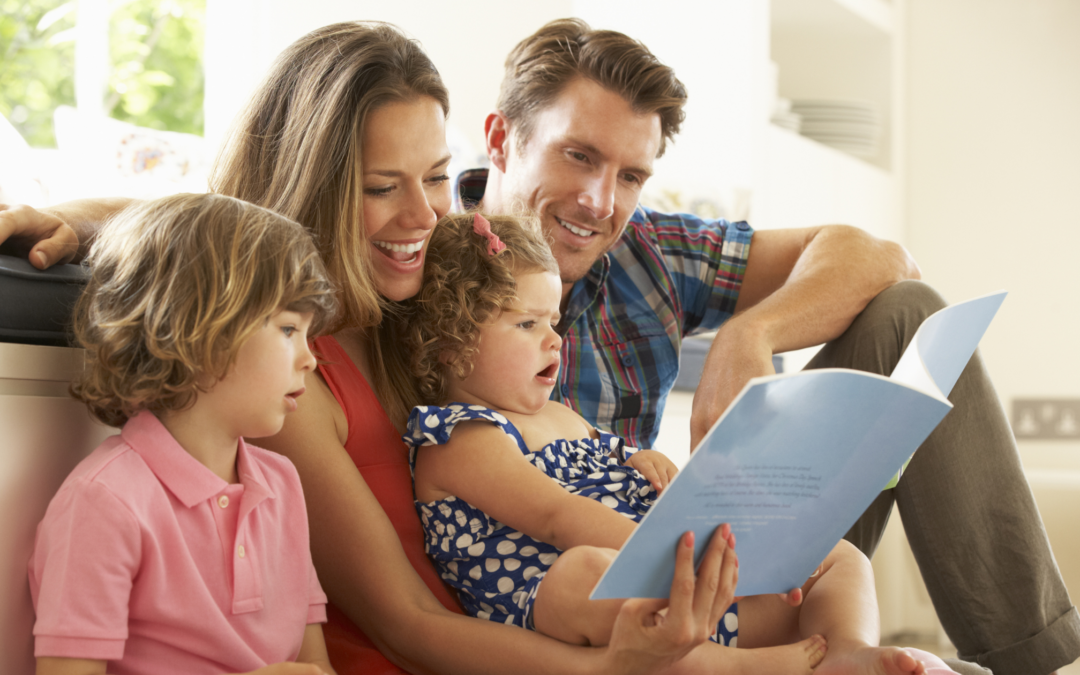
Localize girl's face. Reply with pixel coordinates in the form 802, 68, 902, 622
447, 271, 563, 415
362, 96, 453, 302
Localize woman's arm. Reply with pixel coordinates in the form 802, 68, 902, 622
0, 198, 134, 268
295, 624, 336, 675
414, 422, 637, 552
261, 371, 726, 675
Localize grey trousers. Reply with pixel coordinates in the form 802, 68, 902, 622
805, 280, 1080, 675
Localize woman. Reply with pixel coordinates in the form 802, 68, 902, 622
0, 22, 735, 675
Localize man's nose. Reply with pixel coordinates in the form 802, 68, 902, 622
578, 169, 616, 221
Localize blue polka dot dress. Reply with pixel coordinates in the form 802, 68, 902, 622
404, 403, 739, 645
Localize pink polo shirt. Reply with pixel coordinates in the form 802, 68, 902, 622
29, 410, 327, 675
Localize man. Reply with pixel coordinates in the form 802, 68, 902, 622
457, 18, 1080, 675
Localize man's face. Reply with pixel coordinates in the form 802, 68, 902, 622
500, 78, 662, 286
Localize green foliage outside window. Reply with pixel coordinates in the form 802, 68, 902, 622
0, 0, 204, 148
0, 0, 77, 147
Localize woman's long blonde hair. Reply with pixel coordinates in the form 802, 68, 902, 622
209, 21, 450, 423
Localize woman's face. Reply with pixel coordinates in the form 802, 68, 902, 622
362, 96, 452, 301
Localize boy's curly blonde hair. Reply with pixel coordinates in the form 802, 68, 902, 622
406, 212, 558, 405
71, 193, 337, 427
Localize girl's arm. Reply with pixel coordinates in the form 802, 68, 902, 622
261, 370, 725, 675
413, 421, 638, 552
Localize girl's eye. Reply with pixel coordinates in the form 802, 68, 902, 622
282, 326, 297, 338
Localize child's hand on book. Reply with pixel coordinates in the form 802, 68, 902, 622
625, 449, 679, 493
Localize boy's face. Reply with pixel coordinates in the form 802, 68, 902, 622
447, 271, 563, 415
202, 310, 317, 440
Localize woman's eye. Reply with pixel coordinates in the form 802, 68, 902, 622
427, 174, 450, 185
365, 186, 394, 197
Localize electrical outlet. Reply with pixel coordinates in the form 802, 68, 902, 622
1012, 399, 1080, 440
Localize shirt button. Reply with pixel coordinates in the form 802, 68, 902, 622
217, 495, 229, 508
736, 221, 751, 231
621, 354, 634, 366
237, 545, 246, 558
560, 384, 570, 397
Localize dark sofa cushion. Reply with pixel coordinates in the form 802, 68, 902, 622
0, 254, 88, 346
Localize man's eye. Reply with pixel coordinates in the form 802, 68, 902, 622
570, 151, 588, 162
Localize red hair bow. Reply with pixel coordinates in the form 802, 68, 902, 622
473, 213, 506, 256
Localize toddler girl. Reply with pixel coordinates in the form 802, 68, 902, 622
402, 211, 959, 675
29, 193, 338, 675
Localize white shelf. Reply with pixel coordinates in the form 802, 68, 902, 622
772, 0, 893, 37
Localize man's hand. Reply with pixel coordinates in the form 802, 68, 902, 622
624, 449, 679, 493
689, 316, 776, 450
0, 203, 78, 269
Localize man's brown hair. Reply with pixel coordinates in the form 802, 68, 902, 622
497, 18, 687, 156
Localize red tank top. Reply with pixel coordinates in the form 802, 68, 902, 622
313, 336, 463, 675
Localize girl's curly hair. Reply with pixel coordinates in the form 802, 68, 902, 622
71, 192, 337, 427
405, 211, 558, 405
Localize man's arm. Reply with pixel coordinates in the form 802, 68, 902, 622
0, 198, 134, 268
690, 225, 920, 448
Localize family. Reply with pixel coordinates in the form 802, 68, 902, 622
1, 17, 1078, 675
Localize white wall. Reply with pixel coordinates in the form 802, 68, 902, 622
905, 0, 1080, 466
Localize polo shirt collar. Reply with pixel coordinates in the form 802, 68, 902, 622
121, 410, 276, 508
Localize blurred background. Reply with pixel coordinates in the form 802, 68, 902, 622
2, 0, 1079, 664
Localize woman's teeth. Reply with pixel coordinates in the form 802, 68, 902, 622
558, 218, 594, 238
374, 240, 424, 254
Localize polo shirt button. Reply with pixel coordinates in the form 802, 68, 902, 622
736, 221, 750, 231
621, 354, 634, 366
560, 384, 570, 397
238, 545, 246, 558
218, 495, 229, 508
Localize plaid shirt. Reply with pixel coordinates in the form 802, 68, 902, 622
456, 169, 753, 448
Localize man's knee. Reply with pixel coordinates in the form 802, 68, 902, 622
860, 279, 947, 335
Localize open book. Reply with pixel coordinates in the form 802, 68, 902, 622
591, 291, 1007, 599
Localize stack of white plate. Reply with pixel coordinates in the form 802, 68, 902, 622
791, 99, 880, 160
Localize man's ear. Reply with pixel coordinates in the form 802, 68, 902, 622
484, 111, 511, 173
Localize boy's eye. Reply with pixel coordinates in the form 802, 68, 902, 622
517, 320, 536, 330
281, 326, 297, 337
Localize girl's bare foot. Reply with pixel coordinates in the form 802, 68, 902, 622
722, 635, 829, 675
815, 642, 961, 675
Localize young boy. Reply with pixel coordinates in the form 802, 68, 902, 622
29, 193, 338, 675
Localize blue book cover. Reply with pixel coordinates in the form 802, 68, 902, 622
591, 291, 1007, 599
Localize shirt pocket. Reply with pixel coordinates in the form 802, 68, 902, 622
596, 312, 679, 421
